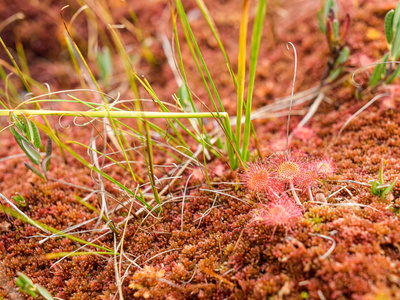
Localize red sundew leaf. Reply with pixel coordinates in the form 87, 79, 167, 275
251, 195, 303, 229
270, 150, 306, 183
242, 161, 284, 195
315, 158, 336, 177
295, 163, 321, 192
340, 13, 351, 41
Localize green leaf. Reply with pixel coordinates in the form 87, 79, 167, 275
19, 114, 32, 142
392, 2, 400, 33
391, 25, 400, 59
24, 162, 45, 180
11, 114, 26, 134
333, 19, 339, 40
21, 140, 42, 165
177, 84, 193, 112
10, 125, 29, 145
30, 121, 41, 149
329, 66, 344, 81
301, 291, 310, 299
216, 137, 223, 150
386, 63, 400, 83
96, 47, 113, 82
10, 126, 41, 165
335, 47, 350, 66
36, 285, 54, 300
318, 11, 326, 33
16, 273, 37, 298
323, 0, 335, 19
13, 194, 26, 207
381, 179, 397, 199
369, 53, 389, 87
16, 273, 34, 287
385, 10, 395, 44
379, 161, 384, 184
45, 136, 52, 171
370, 181, 379, 196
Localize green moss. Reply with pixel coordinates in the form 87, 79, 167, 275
301, 291, 310, 299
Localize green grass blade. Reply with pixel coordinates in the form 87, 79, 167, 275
174, 1, 229, 119
15, 41, 31, 78
0, 36, 32, 93
60, 11, 108, 104
68, 141, 129, 171
65, 35, 87, 89
45, 251, 115, 259
242, 0, 267, 162
169, 2, 199, 118
143, 120, 161, 210
174, 0, 239, 164
194, 0, 237, 90
61, 12, 141, 185
235, 0, 250, 150
138, 77, 201, 143
224, 116, 238, 170
0, 65, 20, 104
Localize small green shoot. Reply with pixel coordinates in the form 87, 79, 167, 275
9, 114, 52, 180
362, 3, 400, 91
318, 0, 350, 83
369, 159, 397, 200
12, 194, 26, 207
16, 272, 54, 299
96, 46, 113, 88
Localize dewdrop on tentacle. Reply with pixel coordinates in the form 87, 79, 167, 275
315, 157, 336, 178
251, 195, 303, 240
271, 150, 305, 182
295, 162, 321, 201
242, 161, 284, 196
270, 150, 305, 205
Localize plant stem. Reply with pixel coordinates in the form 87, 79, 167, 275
290, 181, 303, 206
0, 110, 229, 119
